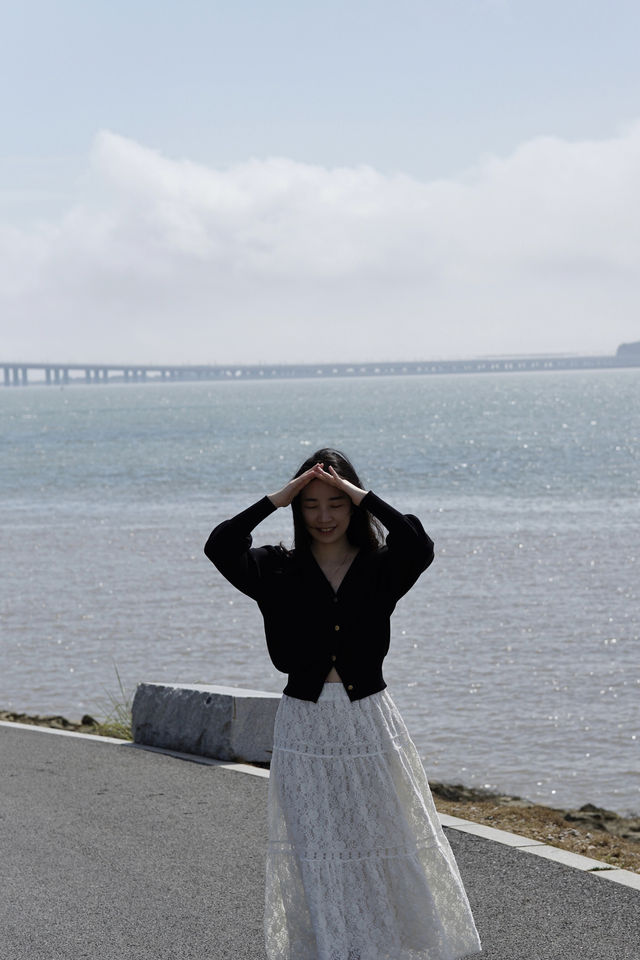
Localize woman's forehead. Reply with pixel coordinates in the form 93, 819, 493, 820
302, 479, 345, 500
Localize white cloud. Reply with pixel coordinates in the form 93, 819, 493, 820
2, 126, 640, 363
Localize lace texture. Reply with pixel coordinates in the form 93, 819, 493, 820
265, 683, 482, 960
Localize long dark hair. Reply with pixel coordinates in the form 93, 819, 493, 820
290, 448, 383, 553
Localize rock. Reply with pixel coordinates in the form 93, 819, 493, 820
1, 709, 105, 734
428, 781, 533, 806
44, 715, 72, 728
565, 803, 618, 829
564, 804, 640, 842
131, 682, 281, 763
621, 828, 640, 841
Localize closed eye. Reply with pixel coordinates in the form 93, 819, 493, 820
302, 498, 347, 507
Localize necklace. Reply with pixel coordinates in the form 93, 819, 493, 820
317, 548, 357, 590
327, 551, 352, 571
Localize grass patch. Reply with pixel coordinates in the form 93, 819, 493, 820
92, 664, 134, 740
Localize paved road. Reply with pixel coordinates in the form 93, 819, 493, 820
1, 724, 638, 960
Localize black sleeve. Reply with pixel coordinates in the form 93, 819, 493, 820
204, 496, 279, 600
361, 490, 434, 599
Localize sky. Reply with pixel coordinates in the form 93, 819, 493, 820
2, 0, 640, 364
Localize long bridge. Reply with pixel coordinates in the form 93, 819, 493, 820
2, 348, 639, 386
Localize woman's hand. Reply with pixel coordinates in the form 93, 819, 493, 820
320, 464, 367, 505
267, 464, 322, 508
267, 462, 367, 508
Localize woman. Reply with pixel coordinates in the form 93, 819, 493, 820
205, 448, 481, 960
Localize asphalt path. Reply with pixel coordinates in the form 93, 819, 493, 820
1, 724, 638, 960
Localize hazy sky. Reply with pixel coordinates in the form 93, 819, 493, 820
2, 0, 640, 364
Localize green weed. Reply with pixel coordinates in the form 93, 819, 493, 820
92, 663, 135, 740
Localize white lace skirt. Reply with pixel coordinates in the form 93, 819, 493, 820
265, 682, 482, 960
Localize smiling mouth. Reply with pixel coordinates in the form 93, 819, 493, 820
317, 527, 337, 534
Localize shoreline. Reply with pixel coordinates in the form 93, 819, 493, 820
3, 708, 639, 874
429, 781, 640, 875
0, 708, 130, 741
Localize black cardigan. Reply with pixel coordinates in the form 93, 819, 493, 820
204, 491, 434, 703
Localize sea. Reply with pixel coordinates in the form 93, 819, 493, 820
1, 369, 639, 814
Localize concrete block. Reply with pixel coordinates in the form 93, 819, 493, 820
131, 682, 281, 763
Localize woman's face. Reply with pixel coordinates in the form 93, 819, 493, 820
299, 478, 352, 547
